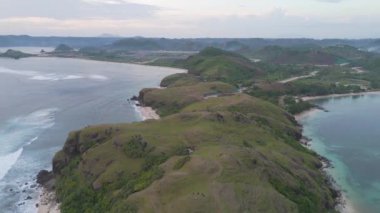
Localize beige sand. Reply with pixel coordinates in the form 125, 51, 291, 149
301, 90, 380, 101
37, 188, 60, 213
137, 106, 160, 120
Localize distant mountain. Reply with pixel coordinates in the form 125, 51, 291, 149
106, 37, 378, 52
54, 44, 75, 53
111, 37, 161, 51
249, 45, 372, 65
0, 35, 378, 51
251, 46, 340, 65
0, 35, 120, 48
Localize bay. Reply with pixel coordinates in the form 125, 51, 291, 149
299, 94, 380, 213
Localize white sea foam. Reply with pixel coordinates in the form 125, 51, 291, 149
62, 75, 84, 80
26, 137, 39, 146
132, 101, 144, 121
0, 108, 59, 181
0, 66, 107, 81
30, 73, 85, 81
30, 74, 59, 81
0, 67, 38, 77
89, 74, 108, 80
0, 148, 23, 181
10, 108, 58, 129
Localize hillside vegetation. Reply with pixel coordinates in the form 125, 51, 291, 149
139, 82, 236, 116
51, 48, 340, 213
183, 47, 262, 84
250, 46, 341, 65
160, 73, 202, 87
53, 94, 337, 213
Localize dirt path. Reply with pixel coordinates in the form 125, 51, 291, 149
278, 71, 319, 84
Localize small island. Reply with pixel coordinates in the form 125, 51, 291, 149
0, 49, 34, 59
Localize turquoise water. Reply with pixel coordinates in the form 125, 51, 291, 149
299, 94, 380, 213
0, 56, 183, 212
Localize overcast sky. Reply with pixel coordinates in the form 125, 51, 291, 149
0, 0, 379, 38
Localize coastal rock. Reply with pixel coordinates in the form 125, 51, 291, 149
63, 131, 81, 157
138, 88, 155, 102
37, 170, 54, 185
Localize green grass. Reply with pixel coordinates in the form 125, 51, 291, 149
52, 47, 344, 213
160, 73, 202, 87
250, 45, 341, 65
54, 94, 337, 213
183, 47, 262, 84
140, 82, 236, 116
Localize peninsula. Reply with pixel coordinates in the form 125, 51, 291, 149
10, 37, 378, 212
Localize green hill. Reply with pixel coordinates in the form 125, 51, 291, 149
322, 45, 370, 61
54, 44, 75, 53
183, 47, 262, 84
49, 47, 339, 213
160, 73, 202, 87
139, 82, 236, 116
53, 94, 337, 213
252, 46, 341, 65
111, 38, 161, 51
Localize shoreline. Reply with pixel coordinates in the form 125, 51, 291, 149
35, 102, 161, 213
135, 103, 160, 121
37, 187, 60, 213
35, 62, 167, 213
294, 109, 357, 213
301, 90, 380, 101
35, 54, 186, 71
1, 54, 186, 73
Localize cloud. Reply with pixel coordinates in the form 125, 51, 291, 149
0, 0, 159, 19
1, 8, 379, 39
81, 0, 131, 5
316, 0, 344, 3
0, 16, 187, 37
0, 0, 378, 38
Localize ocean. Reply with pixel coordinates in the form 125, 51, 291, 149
299, 94, 380, 213
0, 55, 182, 212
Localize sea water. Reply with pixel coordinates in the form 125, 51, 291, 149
299, 94, 380, 213
0, 56, 183, 212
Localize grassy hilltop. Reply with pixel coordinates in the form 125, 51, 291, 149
51, 48, 342, 213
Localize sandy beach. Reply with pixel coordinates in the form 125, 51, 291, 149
301, 90, 380, 101
136, 105, 160, 120
294, 108, 322, 121
37, 188, 60, 213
